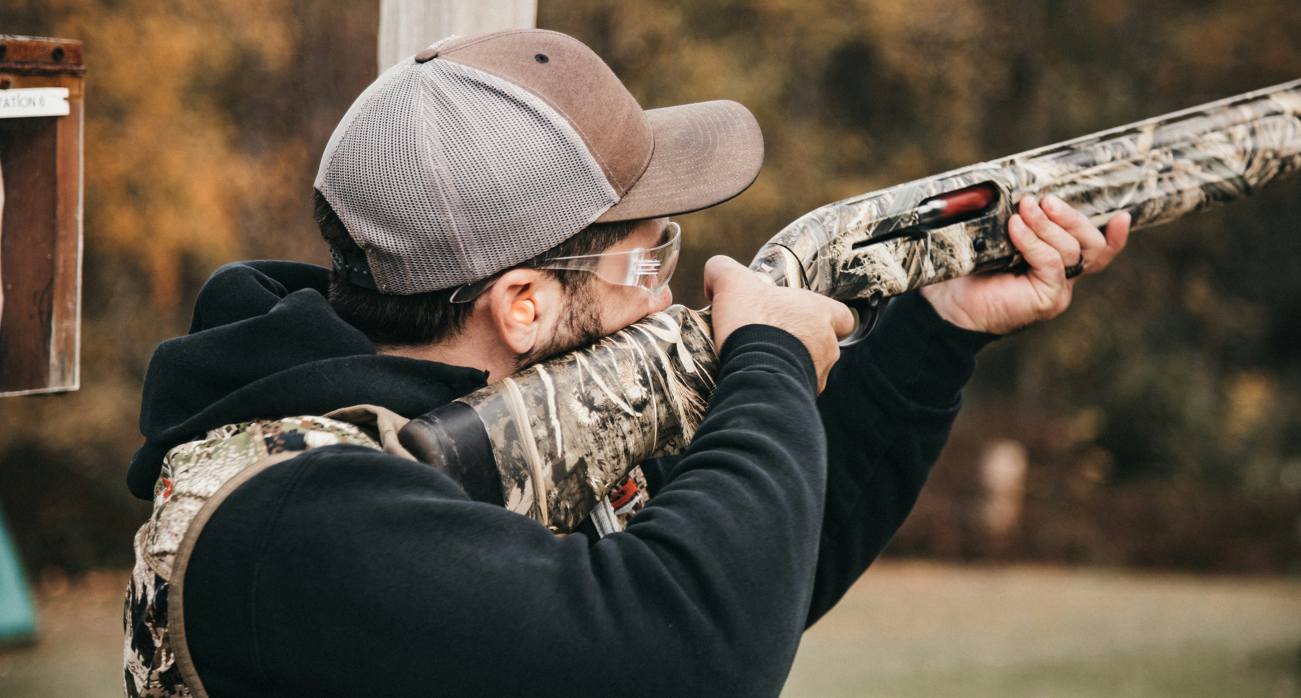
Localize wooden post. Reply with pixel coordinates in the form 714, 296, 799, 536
377, 0, 537, 72
0, 36, 84, 397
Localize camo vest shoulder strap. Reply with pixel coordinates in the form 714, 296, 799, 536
123, 415, 381, 698
122, 406, 652, 697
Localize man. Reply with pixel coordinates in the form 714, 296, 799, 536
123, 29, 1129, 697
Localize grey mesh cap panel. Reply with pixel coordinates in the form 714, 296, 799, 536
314, 58, 410, 193
316, 57, 618, 294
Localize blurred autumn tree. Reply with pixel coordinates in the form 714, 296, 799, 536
0, 0, 377, 571
0, 0, 1297, 573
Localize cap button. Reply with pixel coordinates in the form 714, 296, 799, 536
414, 47, 440, 63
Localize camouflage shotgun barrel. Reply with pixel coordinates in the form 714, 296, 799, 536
400, 79, 1301, 534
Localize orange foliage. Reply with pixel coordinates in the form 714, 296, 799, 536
6, 0, 296, 308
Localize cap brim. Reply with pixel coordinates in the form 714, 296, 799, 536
595, 100, 763, 222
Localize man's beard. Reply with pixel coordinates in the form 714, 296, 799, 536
513, 285, 605, 370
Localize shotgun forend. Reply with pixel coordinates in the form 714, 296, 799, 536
400, 79, 1301, 533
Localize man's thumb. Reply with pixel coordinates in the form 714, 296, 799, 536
703, 255, 745, 301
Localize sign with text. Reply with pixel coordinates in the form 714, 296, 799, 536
0, 37, 83, 397
0, 87, 71, 119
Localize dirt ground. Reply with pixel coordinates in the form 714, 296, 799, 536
0, 562, 1297, 697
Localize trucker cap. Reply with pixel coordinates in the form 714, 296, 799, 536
314, 29, 764, 295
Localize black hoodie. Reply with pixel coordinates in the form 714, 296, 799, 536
131, 261, 992, 697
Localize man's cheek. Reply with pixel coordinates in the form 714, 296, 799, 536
614, 292, 661, 331
655, 286, 673, 311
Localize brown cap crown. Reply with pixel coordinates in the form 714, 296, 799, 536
436, 31, 654, 196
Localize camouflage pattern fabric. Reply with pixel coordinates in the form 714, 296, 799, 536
123, 416, 379, 698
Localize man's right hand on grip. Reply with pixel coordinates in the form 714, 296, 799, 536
704, 255, 854, 393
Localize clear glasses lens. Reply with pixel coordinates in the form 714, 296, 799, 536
542, 221, 680, 294
449, 221, 681, 303
623, 222, 680, 293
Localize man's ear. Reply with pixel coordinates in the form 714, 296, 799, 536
483, 268, 550, 355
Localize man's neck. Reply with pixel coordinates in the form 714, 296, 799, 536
377, 331, 512, 384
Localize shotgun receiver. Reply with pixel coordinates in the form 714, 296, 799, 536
399, 79, 1301, 534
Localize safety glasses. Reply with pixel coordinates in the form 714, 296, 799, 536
450, 221, 681, 303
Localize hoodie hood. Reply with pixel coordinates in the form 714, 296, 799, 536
127, 261, 488, 500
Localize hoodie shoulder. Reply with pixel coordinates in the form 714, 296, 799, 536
190, 262, 332, 332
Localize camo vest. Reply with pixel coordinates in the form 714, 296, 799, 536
122, 412, 386, 698
122, 407, 648, 697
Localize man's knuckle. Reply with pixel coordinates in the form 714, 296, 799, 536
1036, 292, 1057, 314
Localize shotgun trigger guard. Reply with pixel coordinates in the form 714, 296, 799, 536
838, 296, 890, 347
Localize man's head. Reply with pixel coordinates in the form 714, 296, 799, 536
314, 29, 762, 379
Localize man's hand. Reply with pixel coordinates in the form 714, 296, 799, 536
705, 255, 854, 392
921, 195, 1132, 335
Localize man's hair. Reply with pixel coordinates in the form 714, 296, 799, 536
314, 190, 637, 346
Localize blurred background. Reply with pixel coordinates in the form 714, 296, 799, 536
0, 0, 1298, 695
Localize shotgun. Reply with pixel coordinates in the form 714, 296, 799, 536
399, 79, 1301, 534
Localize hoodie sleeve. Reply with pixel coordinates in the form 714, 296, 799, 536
182, 324, 827, 698
805, 290, 997, 625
